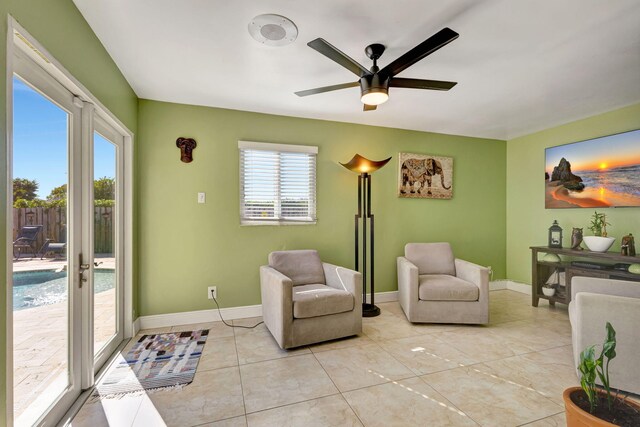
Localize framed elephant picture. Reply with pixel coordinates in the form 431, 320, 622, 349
398, 152, 453, 199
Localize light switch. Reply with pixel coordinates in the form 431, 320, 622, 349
198, 192, 206, 204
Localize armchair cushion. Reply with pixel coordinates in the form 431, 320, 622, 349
292, 284, 354, 319
405, 243, 455, 276
269, 250, 325, 286
419, 275, 479, 301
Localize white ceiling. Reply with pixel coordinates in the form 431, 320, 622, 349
72, 0, 640, 140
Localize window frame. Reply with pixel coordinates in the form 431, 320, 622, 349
238, 140, 318, 226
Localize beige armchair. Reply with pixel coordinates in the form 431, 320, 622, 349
260, 250, 362, 349
569, 276, 640, 395
397, 243, 490, 324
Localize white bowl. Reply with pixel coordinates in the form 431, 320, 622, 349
542, 287, 556, 297
583, 236, 616, 253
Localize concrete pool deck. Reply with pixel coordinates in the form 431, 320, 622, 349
12, 255, 116, 422
13, 254, 115, 272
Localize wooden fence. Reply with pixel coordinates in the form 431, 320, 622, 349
12, 206, 114, 255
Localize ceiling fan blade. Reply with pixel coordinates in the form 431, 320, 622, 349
380, 28, 459, 78
363, 104, 377, 111
295, 82, 360, 97
390, 78, 457, 91
308, 38, 371, 77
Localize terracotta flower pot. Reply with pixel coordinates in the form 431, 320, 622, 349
564, 387, 614, 426
563, 387, 640, 426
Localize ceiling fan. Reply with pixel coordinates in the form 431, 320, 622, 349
295, 27, 459, 111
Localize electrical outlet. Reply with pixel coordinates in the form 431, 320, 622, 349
208, 286, 217, 300
198, 192, 206, 204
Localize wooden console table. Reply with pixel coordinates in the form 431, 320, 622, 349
530, 246, 640, 307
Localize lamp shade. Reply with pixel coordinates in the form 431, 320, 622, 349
340, 154, 391, 174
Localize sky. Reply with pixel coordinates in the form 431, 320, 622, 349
545, 129, 640, 173
13, 76, 116, 199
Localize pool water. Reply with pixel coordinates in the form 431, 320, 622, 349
13, 269, 115, 311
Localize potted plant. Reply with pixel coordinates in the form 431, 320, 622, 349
583, 211, 615, 252
563, 323, 640, 426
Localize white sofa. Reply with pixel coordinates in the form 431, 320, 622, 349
569, 276, 640, 395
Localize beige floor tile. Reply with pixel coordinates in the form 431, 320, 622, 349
245, 395, 362, 427
313, 343, 414, 392
131, 394, 168, 427
199, 415, 248, 427
198, 336, 238, 371
70, 394, 143, 427
377, 301, 406, 318
521, 412, 566, 426
308, 334, 373, 353
490, 319, 571, 352
171, 321, 235, 339
432, 327, 537, 362
378, 334, 481, 375
422, 364, 563, 426
481, 345, 578, 405
233, 320, 310, 365
134, 366, 244, 426
343, 377, 479, 427
138, 326, 174, 336
240, 354, 338, 413
362, 311, 424, 341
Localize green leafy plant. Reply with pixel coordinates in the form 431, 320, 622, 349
578, 322, 617, 414
588, 211, 610, 237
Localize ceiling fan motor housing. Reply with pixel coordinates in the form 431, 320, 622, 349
360, 73, 390, 98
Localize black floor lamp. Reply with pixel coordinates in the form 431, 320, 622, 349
341, 154, 391, 317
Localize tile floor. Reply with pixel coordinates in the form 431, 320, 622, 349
70, 290, 578, 427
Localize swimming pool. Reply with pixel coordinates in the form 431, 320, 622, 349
13, 269, 115, 311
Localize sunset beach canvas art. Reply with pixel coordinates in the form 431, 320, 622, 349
545, 129, 640, 208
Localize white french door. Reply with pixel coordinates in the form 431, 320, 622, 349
11, 47, 125, 426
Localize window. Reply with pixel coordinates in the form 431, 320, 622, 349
239, 141, 317, 224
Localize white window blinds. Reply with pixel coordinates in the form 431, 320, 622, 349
239, 141, 318, 224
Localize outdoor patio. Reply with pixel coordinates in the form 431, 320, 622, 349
12, 256, 116, 422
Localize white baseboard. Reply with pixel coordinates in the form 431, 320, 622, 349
133, 318, 141, 336
134, 284, 531, 331
137, 304, 262, 330
490, 280, 531, 295
366, 290, 398, 303
135, 290, 399, 330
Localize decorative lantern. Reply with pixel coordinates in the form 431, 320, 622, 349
548, 220, 563, 248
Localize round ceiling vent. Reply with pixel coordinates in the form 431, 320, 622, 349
248, 14, 298, 47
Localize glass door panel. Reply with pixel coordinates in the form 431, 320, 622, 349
12, 66, 80, 426
92, 130, 119, 358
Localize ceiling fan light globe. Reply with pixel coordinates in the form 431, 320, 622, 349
361, 91, 389, 105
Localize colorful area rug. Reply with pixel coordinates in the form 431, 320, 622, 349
95, 329, 209, 397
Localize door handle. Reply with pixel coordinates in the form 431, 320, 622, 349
79, 254, 90, 287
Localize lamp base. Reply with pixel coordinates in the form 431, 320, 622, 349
362, 303, 381, 317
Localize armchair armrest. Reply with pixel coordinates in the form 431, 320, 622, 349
397, 257, 419, 317
571, 276, 640, 301
260, 266, 293, 348
454, 259, 489, 301
323, 263, 362, 301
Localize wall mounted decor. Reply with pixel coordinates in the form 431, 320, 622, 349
398, 152, 452, 199
545, 128, 640, 208
176, 137, 197, 163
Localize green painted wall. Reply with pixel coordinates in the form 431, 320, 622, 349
0, 2, 138, 424
137, 99, 507, 316
506, 103, 640, 284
